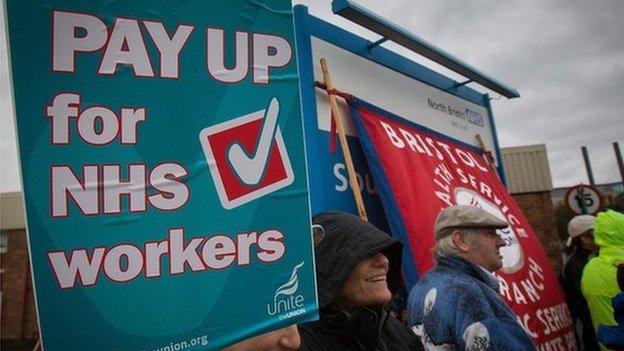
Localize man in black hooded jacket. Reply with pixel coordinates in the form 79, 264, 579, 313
299, 211, 421, 351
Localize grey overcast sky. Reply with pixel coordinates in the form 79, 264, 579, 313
2, 1, 623, 192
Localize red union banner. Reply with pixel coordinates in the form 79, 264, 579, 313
349, 98, 576, 349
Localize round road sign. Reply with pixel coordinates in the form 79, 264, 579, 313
565, 184, 603, 215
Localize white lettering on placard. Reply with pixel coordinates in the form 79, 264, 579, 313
104, 244, 144, 282
257, 230, 286, 263
143, 21, 194, 79
47, 248, 106, 288
102, 164, 147, 213
53, 11, 193, 78
252, 33, 292, 84
52, 11, 108, 73
207, 29, 249, 83
148, 163, 189, 211
47, 228, 286, 288
206, 30, 292, 84
46, 93, 146, 145
51, 165, 100, 217
98, 18, 154, 77
52, 10, 292, 83
51, 163, 188, 217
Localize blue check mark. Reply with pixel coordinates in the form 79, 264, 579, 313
227, 97, 280, 185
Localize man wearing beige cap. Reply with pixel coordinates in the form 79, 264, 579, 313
407, 205, 536, 350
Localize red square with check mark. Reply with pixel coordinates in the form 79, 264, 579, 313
199, 98, 294, 209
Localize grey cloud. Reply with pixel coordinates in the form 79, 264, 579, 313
3, 1, 624, 191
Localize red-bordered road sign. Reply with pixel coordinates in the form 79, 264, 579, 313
565, 184, 604, 215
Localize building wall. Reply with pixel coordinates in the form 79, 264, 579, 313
511, 192, 563, 274
502, 145, 562, 275
503, 144, 553, 194
0, 192, 25, 230
1, 229, 38, 341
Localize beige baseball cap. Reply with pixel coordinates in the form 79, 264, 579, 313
435, 205, 509, 238
566, 215, 595, 247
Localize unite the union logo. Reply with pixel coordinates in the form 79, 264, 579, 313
266, 261, 307, 320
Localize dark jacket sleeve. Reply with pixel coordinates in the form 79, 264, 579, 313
561, 254, 599, 349
383, 315, 423, 351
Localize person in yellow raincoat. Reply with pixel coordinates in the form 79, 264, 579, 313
581, 209, 624, 351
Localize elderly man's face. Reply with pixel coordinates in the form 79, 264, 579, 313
336, 252, 392, 306
462, 228, 506, 271
223, 325, 300, 351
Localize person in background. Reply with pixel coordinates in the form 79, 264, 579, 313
561, 214, 601, 350
596, 263, 624, 351
581, 210, 624, 351
407, 205, 536, 350
222, 325, 300, 351
299, 211, 421, 351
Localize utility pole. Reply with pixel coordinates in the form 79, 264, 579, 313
581, 146, 595, 186
614, 142, 624, 183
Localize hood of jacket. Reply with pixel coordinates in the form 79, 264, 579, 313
595, 210, 624, 261
312, 211, 403, 308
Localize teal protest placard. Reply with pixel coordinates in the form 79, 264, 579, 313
6, 1, 318, 349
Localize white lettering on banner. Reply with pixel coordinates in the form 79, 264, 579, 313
536, 331, 577, 351
47, 228, 285, 289
432, 163, 454, 206
517, 314, 539, 338
52, 10, 291, 83
564, 331, 578, 351
538, 337, 565, 351
430, 162, 530, 242
333, 163, 378, 195
453, 168, 530, 239
374, 117, 577, 351
536, 303, 574, 336
496, 257, 545, 305
379, 120, 490, 172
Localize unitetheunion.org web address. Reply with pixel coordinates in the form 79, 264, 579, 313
145, 334, 208, 351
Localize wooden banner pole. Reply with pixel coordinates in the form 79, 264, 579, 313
320, 58, 368, 221
475, 133, 501, 180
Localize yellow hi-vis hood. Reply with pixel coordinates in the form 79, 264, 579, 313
595, 209, 624, 262
581, 209, 624, 351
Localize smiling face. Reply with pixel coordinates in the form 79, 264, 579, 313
336, 252, 392, 306
454, 228, 506, 272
